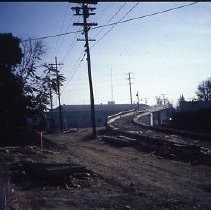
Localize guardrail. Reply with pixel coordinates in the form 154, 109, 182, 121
106, 106, 167, 130
106, 109, 135, 131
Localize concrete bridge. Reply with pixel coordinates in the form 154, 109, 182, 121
134, 105, 174, 126
106, 105, 174, 132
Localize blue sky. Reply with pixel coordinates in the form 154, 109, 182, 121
0, 2, 211, 107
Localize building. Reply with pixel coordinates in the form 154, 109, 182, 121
49, 103, 149, 129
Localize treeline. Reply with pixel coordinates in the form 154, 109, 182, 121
169, 106, 211, 134
169, 78, 211, 134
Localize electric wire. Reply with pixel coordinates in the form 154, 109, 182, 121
91, 2, 139, 48
61, 33, 78, 64
22, 2, 199, 100
55, 14, 74, 57
55, 12, 77, 58
22, 2, 199, 42
93, 2, 127, 39
50, 3, 70, 59
61, 52, 86, 93
60, 2, 199, 96
60, 16, 80, 64
92, 2, 198, 30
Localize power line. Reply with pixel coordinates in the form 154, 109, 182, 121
119, 2, 139, 22
21, 30, 82, 42
50, 3, 71, 58
53, 14, 74, 57
61, 52, 86, 93
109, 2, 128, 22
22, 2, 199, 42
61, 33, 78, 63
117, 2, 199, 25
93, 2, 127, 39
55, 13, 79, 59
92, 2, 198, 30
91, 2, 139, 48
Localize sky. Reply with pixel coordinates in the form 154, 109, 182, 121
0, 2, 211, 107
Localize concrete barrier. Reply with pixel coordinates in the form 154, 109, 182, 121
106, 109, 135, 131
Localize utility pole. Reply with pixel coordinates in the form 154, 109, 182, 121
72, 3, 98, 137
161, 93, 167, 106
143, 98, 148, 105
48, 65, 53, 112
48, 57, 64, 132
111, 67, 114, 102
136, 91, 140, 110
126, 72, 134, 104
46, 65, 54, 131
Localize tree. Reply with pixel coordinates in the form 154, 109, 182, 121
156, 96, 163, 105
155, 95, 172, 107
0, 33, 26, 143
17, 39, 49, 115
48, 66, 66, 95
1, 33, 66, 141
0, 33, 22, 69
177, 94, 185, 110
196, 78, 211, 102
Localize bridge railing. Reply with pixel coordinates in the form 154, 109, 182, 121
106, 109, 135, 130
106, 105, 171, 131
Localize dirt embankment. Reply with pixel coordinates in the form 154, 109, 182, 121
7, 128, 211, 209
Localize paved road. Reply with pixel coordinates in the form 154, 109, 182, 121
0, 163, 10, 210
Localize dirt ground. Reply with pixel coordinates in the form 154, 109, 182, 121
10, 128, 211, 209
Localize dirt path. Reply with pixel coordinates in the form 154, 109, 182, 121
9, 128, 211, 209
42, 129, 211, 209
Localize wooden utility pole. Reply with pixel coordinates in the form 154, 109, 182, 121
143, 98, 148, 105
161, 93, 167, 106
48, 65, 53, 112
127, 72, 134, 104
72, 3, 98, 137
136, 91, 140, 110
110, 67, 114, 102
48, 57, 64, 132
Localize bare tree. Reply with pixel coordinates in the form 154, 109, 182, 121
12, 38, 53, 130
196, 78, 211, 102
156, 96, 163, 105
